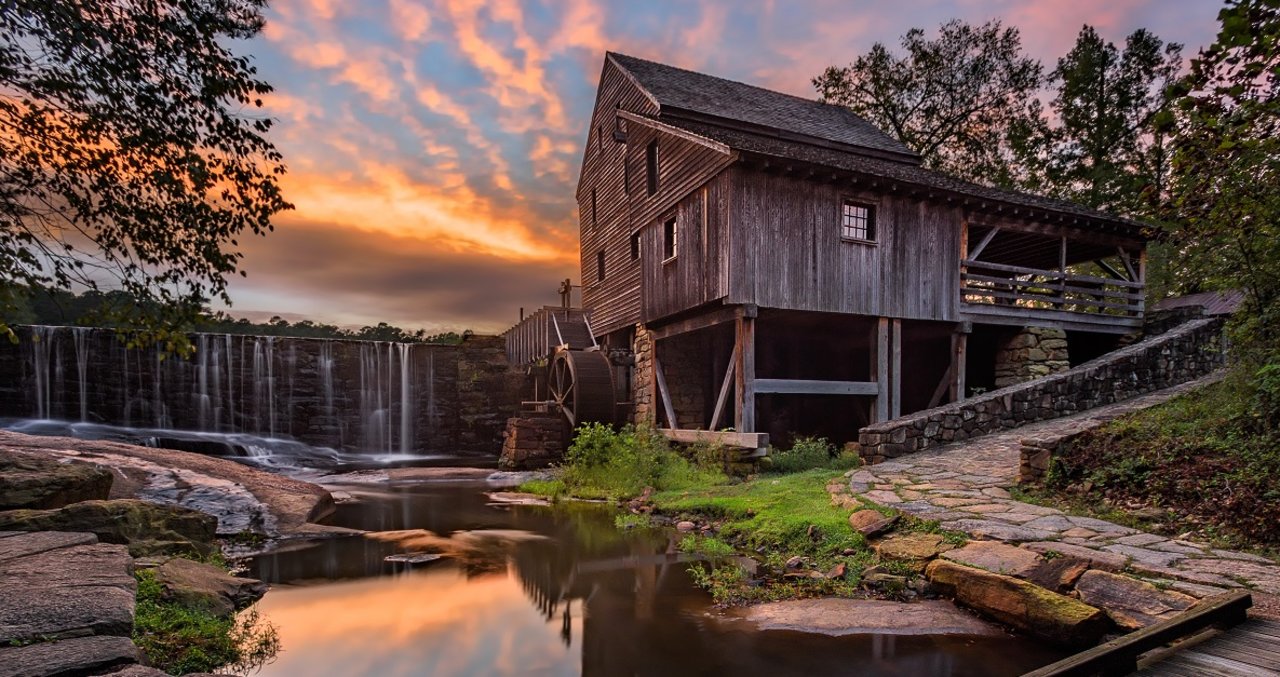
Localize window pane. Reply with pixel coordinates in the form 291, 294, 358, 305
663, 218, 677, 259
841, 200, 876, 241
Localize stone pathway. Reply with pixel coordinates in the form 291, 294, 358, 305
846, 376, 1280, 599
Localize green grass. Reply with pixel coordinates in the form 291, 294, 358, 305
132, 564, 278, 675
1036, 366, 1280, 550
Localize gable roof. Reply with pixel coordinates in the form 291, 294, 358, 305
608, 52, 918, 163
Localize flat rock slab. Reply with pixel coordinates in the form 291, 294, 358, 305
735, 598, 1006, 637
0, 499, 218, 558
848, 510, 897, 537
0, 449, 113, 510
0, 536, 136, 644
0, 635, 138, 677
137, 557, 267, 617
1023, 542, 1128, 572
941, 541, 1042, 577
1074, 569, 1196, 630
0, 530, 97, 563
942, 519, 1059, 543
874, 533, 952, 567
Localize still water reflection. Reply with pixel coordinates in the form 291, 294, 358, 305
247, 481, 1064, 676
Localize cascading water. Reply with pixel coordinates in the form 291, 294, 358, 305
10, 326, 446, 458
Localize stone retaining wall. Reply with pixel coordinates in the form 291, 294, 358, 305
858, 318, 1225, 464
498, 414, 569, 469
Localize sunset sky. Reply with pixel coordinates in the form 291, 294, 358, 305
227, 0, 1222, 334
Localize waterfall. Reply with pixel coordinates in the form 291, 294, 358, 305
30, 326, 54, 418
399, 342, 412, 454
225, 335, 236, 432
72, 327, 89, 421
195, 334, 211, 429
359, 342, 387, 453
210, 338, 224, 431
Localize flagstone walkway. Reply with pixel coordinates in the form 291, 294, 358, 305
846, 374, 1280, 598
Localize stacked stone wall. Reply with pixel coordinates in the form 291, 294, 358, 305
859, 318, 1225, 464
498, 413, 569, 469
994, 327, 1071, 388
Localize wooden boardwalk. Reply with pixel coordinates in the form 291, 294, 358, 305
1134, 618, 1280, 676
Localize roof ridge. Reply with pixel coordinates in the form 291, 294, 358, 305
608, 51, 846, 112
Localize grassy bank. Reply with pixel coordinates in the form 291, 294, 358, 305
132, 557, 278, 675
523, 425, 943, 604
1030, 367, 1280, 552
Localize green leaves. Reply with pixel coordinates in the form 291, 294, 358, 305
0, 0, 291, 345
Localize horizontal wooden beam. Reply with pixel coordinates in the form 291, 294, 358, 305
659, 428, 769, 451
649, 305, 744, 341
754, 379, 879, 396
959, 304, 1141, 334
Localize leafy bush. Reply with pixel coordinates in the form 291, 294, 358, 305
555, 424, 728, 500
770, 437, 861, 473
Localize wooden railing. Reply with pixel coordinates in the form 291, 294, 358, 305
961, 259, 1144, 318
502, 306, 591, 366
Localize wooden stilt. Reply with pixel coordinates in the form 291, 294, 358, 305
734, 313, 756, 433
891, 319, 902, 419
654, 352, 676, 429
875, 318, 889, 423
949, 331, 968, 403
709, 344, 738, 431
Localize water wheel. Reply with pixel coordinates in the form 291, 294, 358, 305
547, 349, 616, 428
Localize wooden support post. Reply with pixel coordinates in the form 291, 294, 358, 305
734, 313, 756, 433
891, 319, 902, 419
1137, 250, 1148, 315
875, 318, 889, 423
1057, 236, 1068, 309
654, 352, 676, 429
949, 331, 967, 403
709, 345, 737, 431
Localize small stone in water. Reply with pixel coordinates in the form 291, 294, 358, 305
385, 553, 446, 565
676, 521, 696, 532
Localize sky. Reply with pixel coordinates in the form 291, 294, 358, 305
224, 0, 1223, 334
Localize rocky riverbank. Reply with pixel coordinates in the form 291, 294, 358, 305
0, 430, 345, 676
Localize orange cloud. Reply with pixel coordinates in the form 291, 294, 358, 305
389, 0, 433, 41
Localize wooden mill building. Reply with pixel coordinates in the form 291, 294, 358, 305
514, 52, 1154, 449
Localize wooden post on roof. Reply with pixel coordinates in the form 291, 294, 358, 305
734, 308, 756, 433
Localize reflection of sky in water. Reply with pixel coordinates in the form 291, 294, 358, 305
255, 565, 579, 677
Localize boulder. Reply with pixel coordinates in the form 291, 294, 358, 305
0, 533, 136, 644
874, 533, 952, 571
0, 499, 218, 557
137, 557, 267, 617
1073, 570, 1197, 630
926, 559, 1109, 646
0, 451, 112, 510
0, 635, 139, 677
848, 510, 898, 537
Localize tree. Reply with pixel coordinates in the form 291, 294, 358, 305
1165, 0, 1280, 357
1041, 26, 1183, 215
813, 20, 1045, 187
0, 0, 291, 349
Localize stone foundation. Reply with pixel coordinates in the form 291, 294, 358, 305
498, 414, 568, 469
660, 331, 710, 429
994, 326, 1070, 388
632, 325, 654, 426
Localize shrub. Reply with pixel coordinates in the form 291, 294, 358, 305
770, 437, 861, 473
557, 424, 728, 500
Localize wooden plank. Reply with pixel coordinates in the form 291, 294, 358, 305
1096, 258, 1130, 282
754, 379, 879, 396
653, 353, 677, 428
1162, 650, 1275, 676
1244, 619, 1280, 637
659, 428, 768, 450
959, 304, 1142, 334
927, 364, 952, 409
967, 225, 1001, 260
647, 304, 741, 340
709, 345, 737, 431
890, 319, 902, 419
1195, 642, 1280, 668
734, 313, 756, 432
1022, 591, 1252, 677
875, 318, 889, 422
950, 331, 967, 403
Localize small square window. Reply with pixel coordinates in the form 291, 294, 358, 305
630, 231, 641, 260
662, 218, 677, 260
841, 200, 876, 241
596, 250, 606, 282
646, 140, 658, 196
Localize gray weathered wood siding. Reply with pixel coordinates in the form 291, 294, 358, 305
639, 171, 732, 322
577, 58, 658, 337
726, 166, 962, 321
577, 58, 735, 336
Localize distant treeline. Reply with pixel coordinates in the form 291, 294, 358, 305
1, 286, 469, 345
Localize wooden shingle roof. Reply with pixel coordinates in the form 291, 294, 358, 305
608, 52, 919, 163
